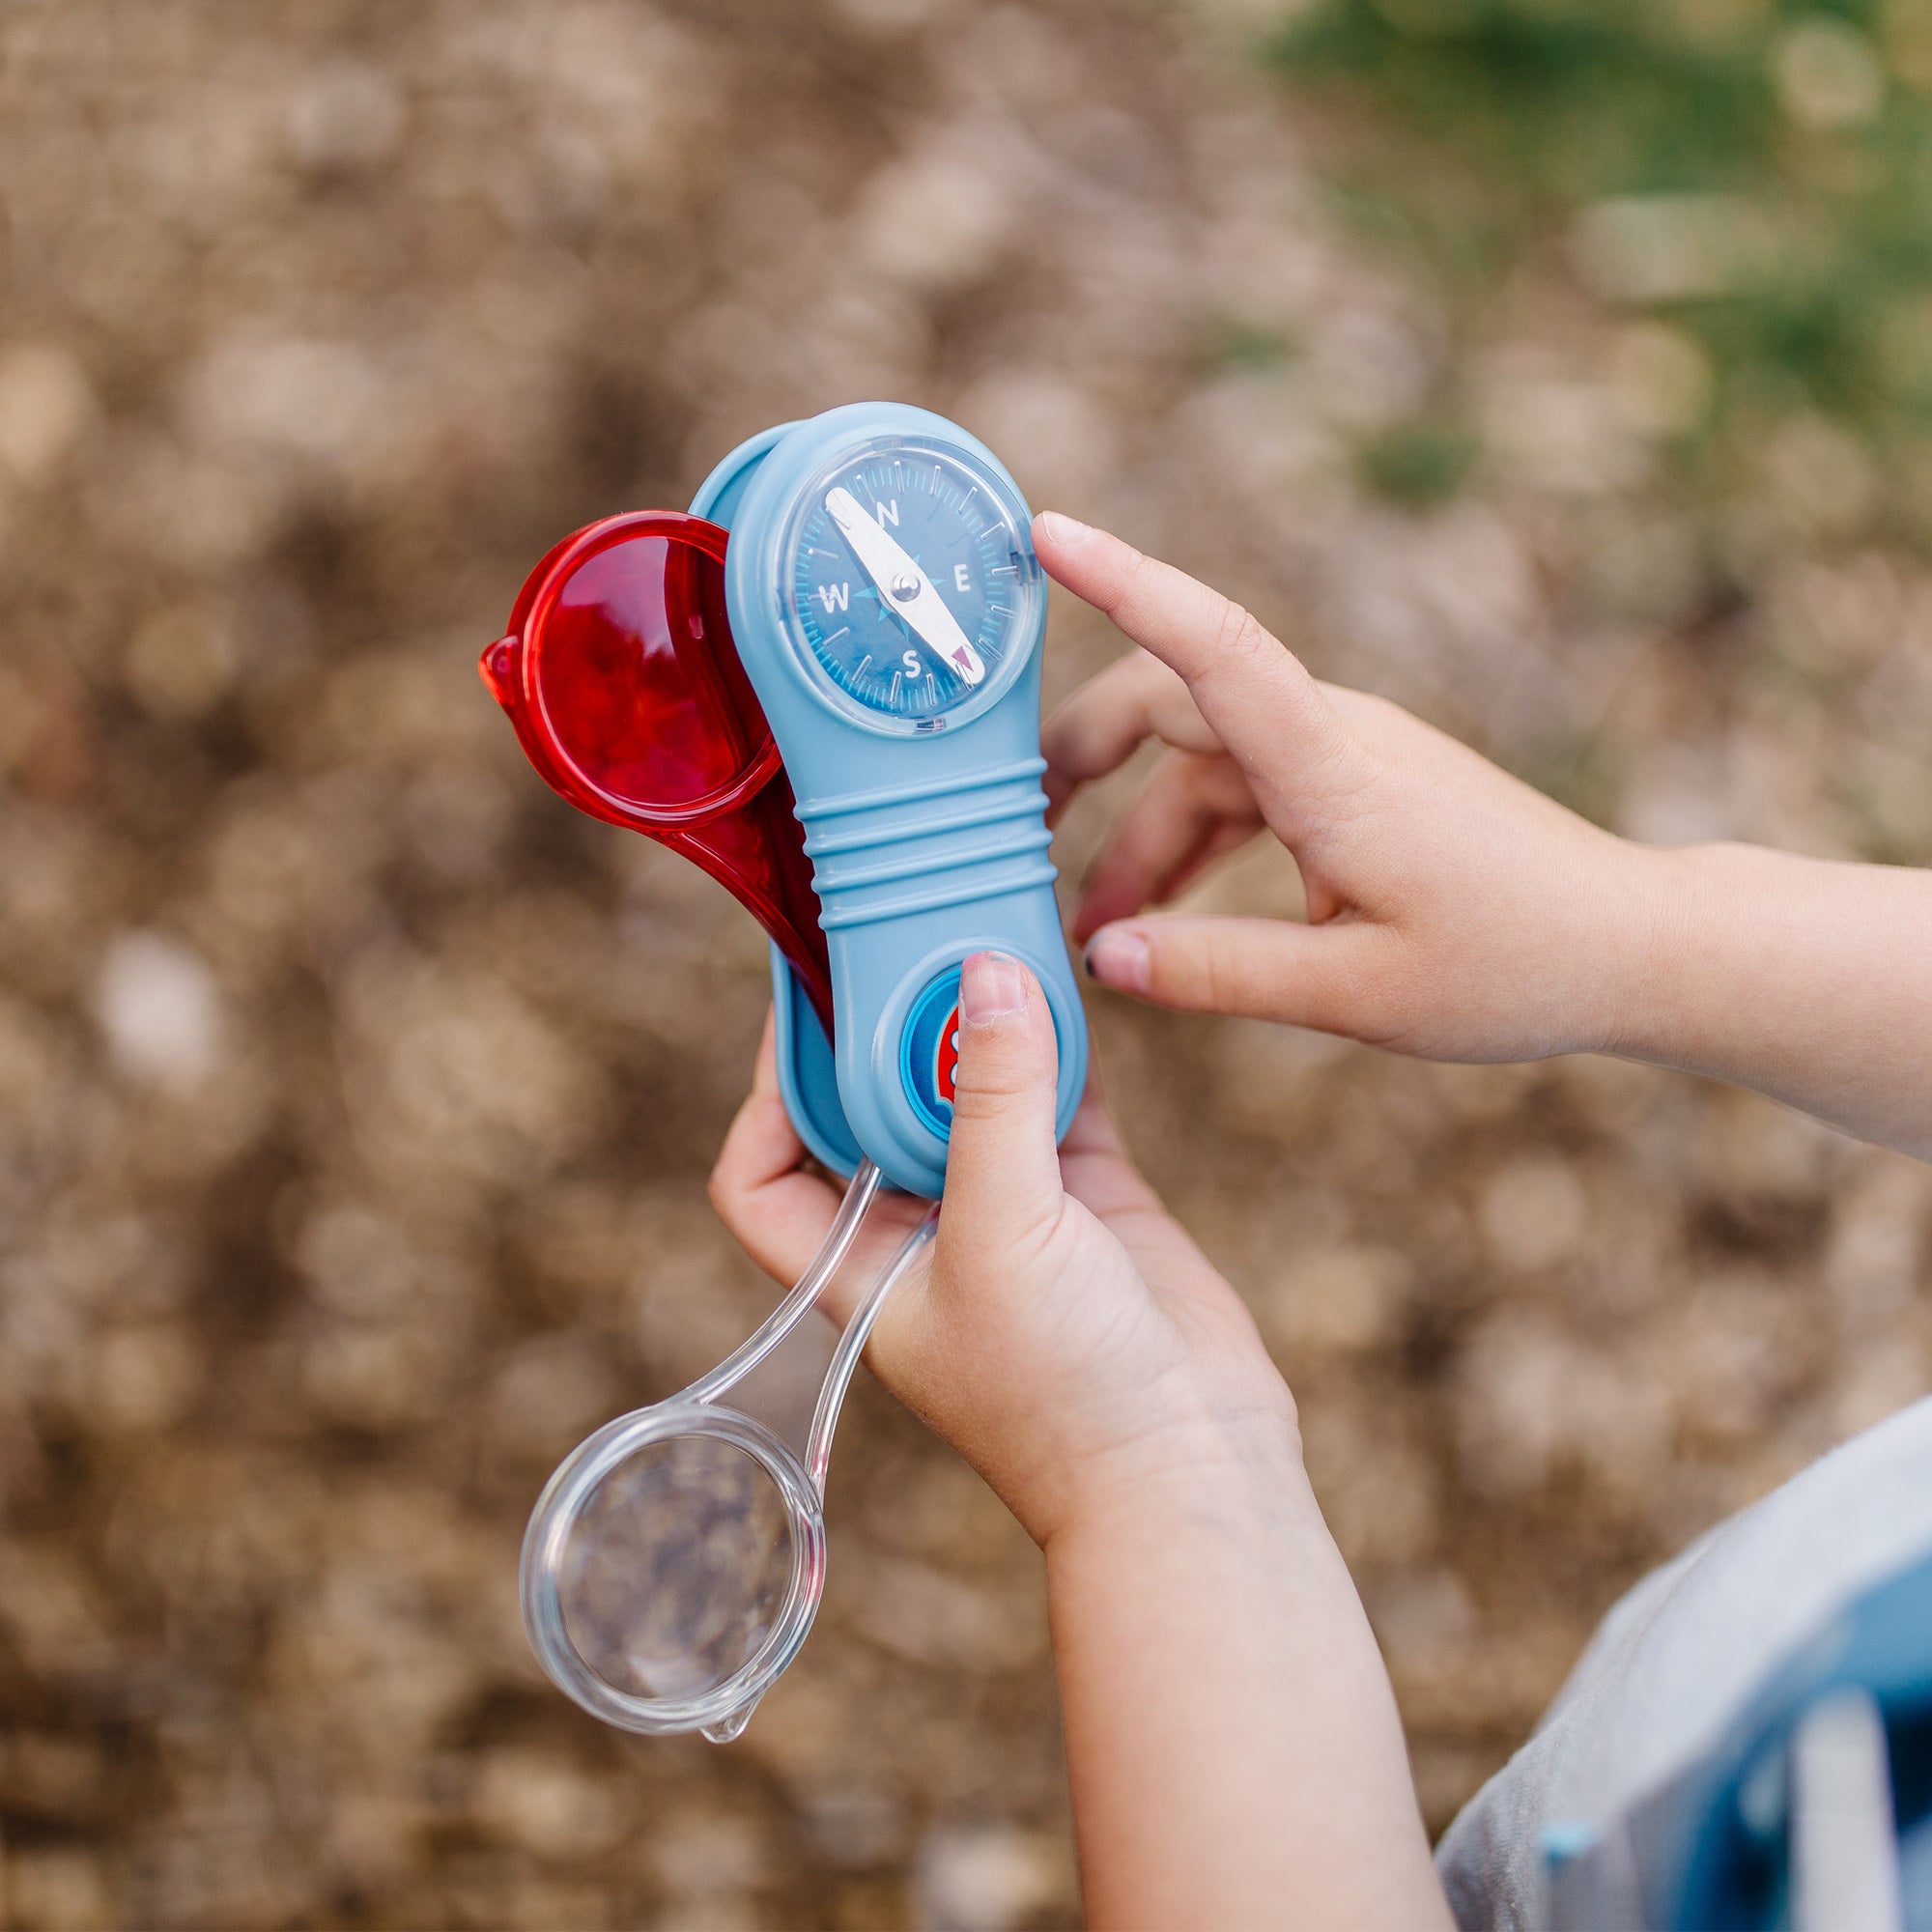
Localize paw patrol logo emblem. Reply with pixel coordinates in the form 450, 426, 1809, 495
933, 1006, 958, 1106
900, 967, 965, 1139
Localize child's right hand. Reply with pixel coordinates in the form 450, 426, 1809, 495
1036, 511, 1657, 1065
1036, 512, 1932, 1161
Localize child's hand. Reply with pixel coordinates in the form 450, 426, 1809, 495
709, 952, 1297, 1548
710, 955, 1448, 1928
1036, 512, 1655, 1065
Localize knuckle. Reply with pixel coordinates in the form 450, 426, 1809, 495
1197, 935, 1239, 1014
1212, 598, 1274, 668
1161, 922, 1303, 1023
1109, 544, 1160, 622
948, 1070, 1032, 1122
1120, 542, 1158, 593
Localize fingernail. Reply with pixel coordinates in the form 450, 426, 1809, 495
1084, 925, 1151, 993
1036, 510, 1093, 547
960, 951, 1027, 1023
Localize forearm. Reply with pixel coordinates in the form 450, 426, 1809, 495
1045, 1445, 1448, 1931
1610, 841, 1932, 1159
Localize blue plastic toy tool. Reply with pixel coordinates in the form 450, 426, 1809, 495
692, 403, 1087, 1199
513, 407, 1089, 1745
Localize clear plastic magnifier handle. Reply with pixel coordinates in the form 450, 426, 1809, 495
520, 1160, 938, 1742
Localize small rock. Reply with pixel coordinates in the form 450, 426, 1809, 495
0, 344, 95, 483
915, 1825, 1074, 1932
92, 932, 223, 1092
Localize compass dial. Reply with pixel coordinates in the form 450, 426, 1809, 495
781, 440, 1037, 728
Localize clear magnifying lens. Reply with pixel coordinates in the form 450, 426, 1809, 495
554, 1424, 802, 1701
521, 1162, 936, 1741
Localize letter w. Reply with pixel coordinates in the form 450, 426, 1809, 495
815, 582, 850, 614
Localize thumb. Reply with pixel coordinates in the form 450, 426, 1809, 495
938, 952, 1065, 1253
1085, 914, 1390, 1037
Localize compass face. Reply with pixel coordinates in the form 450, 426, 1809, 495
779, 438, 1038, 729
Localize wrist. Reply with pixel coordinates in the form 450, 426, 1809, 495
1596, 839, 1757, 1068
1028, 1374, 1308, 1556
1574, 830, 1683, 1059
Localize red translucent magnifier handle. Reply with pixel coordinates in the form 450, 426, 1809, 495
663, 781, 832, 1032
481, 513, 834, 1037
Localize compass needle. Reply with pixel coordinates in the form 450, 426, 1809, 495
823, 485, 988, 689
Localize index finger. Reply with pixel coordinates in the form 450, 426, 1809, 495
1033, 513, 1366, 845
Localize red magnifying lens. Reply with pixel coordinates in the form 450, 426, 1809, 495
480, 512, 833, 1033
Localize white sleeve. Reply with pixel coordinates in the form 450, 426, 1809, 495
1436, 1394, 1932, 1932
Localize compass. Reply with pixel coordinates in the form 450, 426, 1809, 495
777, 442, 1036, 726
777, 437, 1039, 733
711, 401, 1085, 1199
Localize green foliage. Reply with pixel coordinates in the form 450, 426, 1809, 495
1269, 0, 1932, 523
1356, 415, 1481, 504
1278, 1, 1777, 203
1197, 315, 1301, 374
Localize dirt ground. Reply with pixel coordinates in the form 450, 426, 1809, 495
2, 0, 1931, 1926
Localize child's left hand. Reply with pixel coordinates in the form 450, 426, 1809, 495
708, 951, 1296, 1548
707, 953, 1447, 1929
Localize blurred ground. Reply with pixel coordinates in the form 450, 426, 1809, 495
2, 0, 1931, 1926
